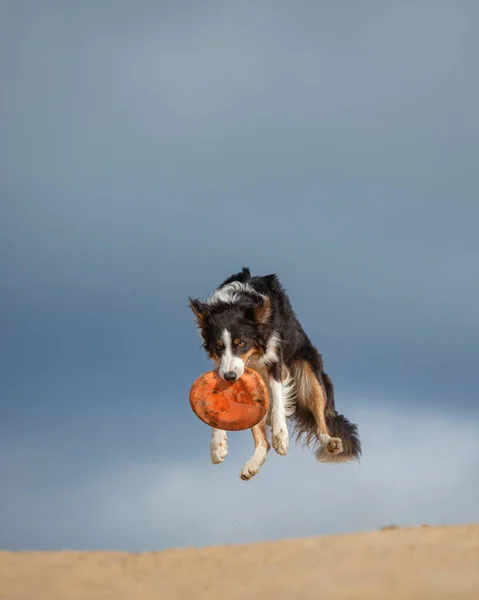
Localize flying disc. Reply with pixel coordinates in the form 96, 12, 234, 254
189, 367, 269, 431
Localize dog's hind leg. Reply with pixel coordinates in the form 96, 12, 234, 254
210, 428, 228, 464
295, 361, 344, 458
240, 416, 270, 480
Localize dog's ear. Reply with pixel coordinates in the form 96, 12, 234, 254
253, 294, 272, 324
188, 298, 209, 325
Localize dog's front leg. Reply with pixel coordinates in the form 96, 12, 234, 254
210, 428, 228, 464
240, 417, 270, 480
268, 363, 289, 456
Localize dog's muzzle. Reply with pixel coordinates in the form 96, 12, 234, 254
223, 371, 238, 382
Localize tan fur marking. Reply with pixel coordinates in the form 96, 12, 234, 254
254, 295, 272, 324
240, 348, 259, 364
188, 298, 205, 325
294, 361, 330, 438
251, 416, 269, 451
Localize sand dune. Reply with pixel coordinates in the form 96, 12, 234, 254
1, 524, 478, 599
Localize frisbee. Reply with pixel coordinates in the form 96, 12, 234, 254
189, 367, 269, 431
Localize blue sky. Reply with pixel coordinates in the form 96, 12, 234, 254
1, 1, 478, 551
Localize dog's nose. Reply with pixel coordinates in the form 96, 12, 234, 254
224, 371, 237, 381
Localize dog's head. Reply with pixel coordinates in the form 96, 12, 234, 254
188, 292, 271, 381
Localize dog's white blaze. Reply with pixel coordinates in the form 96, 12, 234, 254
218, 329, 245, 380
207, 282, 255, 305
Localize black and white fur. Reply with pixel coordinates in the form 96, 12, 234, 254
189, 267, 361, 480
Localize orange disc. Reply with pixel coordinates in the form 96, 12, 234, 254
189, 367, 269, 431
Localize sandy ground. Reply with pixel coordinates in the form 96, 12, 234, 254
1, 524, 478, 599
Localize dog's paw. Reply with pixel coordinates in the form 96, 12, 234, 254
210, 436, 228, 464
319, 434, 343, 456
240, 459, 262, 480
240, 461, 259, 480
272, 426, 289, 456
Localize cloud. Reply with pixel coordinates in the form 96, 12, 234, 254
1, 2, 479, 553
2, 401, 478, 550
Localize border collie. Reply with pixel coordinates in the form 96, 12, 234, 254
188, 267, 361, 480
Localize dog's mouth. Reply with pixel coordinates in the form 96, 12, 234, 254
217, 350, 259, 382
218, 363, 244, 382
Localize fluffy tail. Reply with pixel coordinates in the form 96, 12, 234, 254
318, 412, 361, 462
294, 409, 361, 463
320, 372, 361, 462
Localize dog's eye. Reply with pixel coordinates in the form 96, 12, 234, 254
238, 340, 245, 347
216, 342, 223, 351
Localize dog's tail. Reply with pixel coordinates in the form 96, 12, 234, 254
319, 412, 361, 462
292, 368, 361, 463
320, 372, 361, 462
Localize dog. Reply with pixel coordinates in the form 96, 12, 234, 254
188, 267, 361, 480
